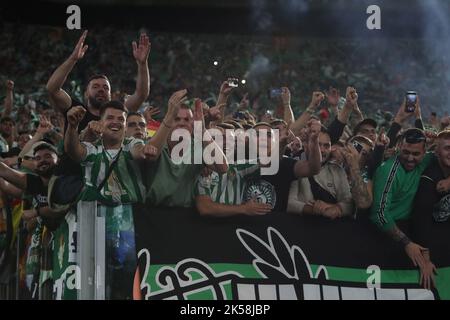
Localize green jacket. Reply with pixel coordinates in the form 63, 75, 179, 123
370, 153, 433, 231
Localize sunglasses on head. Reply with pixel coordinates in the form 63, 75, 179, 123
403, 130, 426, 144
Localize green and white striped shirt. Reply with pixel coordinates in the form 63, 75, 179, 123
195, 163, 259, 205
80, 137, 147, 205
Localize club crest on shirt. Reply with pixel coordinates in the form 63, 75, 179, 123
433, 194, 450, 222
243, 179, 276, 209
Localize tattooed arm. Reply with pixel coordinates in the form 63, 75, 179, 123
342, 144, 373, 209
348, 166, 373, 209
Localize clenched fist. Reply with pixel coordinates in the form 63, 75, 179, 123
67, 106, 86, 128
143, 144, 158, 160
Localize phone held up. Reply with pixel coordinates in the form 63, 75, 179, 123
227, 79, 239, 88
268, 88, 283, 100
405, 91, 417, 113
352, 140, 364, 153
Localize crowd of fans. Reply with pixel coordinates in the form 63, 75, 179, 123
0, 23, 450, 300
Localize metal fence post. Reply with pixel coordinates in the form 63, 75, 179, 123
76, 201, 96, 300
95, 204, 105, 300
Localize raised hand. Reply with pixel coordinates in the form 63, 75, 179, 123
67, 106, 86, 128
281, 87, 291, 106
208, 103, 225, 121
133, 33, 151, 65
36, 115, 54, 135
344, 86, 358, 109
309, 91, 325, 109
306, 118, 322, 136
86, 120, 104, 139
342, 143, 361, 170
166, 89, 188, 122
414, 94, 422, 119
376, 127, 390, 147
193, 98, 204, 123
5, 80, 14, 91
70, 30, 88, 61
394, 98, 414, 124
143, 106, 161, 121
219, 79, 237, 97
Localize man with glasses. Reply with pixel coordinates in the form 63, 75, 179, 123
370, 128, 434, 286
126, 112, 148, 141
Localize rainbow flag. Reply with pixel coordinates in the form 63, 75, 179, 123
146, 119, 161, 138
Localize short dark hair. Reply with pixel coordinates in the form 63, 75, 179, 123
437, 129, 450, 140
87, 74, 110, 87
223, 120, 244, 130
402, 128, 426, 144
215, 122, 235, 130
0, 116, 15, 125
18, 130, 31, 136
99, 100, 128, 117
270, 119, 288, 128
34, 142, 58, 156
127, 112, 145, 119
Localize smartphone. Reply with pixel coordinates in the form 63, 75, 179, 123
233, 111, 246, 120
352, 140, 363, 153
228, 79, 239, 88
268, 88, 283, 100
405, 91, 417, 113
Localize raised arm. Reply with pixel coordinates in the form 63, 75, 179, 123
342, 144, 373, 209
19, 115, 53, 159
290, 91, 324, 136
388, 98, 417, 147
124, 33, 151, 112
64, 106, 87, 162
194, 99, 228, 174
293, 130, 321, 177
216, 79, 235, 120
281, 87, 295, 126
46, 30, 88, 112
337, 86, 359, 125
3, 80, 14, 117
147, 89, 187, 159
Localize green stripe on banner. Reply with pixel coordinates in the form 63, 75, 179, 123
142, 264, 450, 300
134, 205, 450, 300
